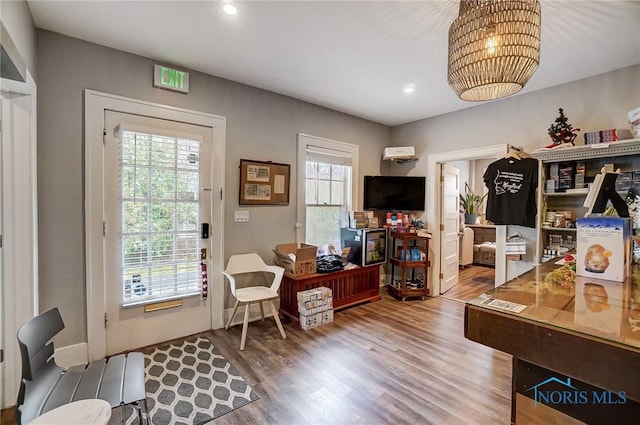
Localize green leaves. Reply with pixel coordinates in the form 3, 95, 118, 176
460, 182, 487, 215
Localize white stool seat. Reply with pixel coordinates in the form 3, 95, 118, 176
27, 399, 111, 425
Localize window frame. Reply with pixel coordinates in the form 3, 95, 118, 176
296, 133, 359, 244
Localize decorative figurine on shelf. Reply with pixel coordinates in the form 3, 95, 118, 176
547, 108, 580, 147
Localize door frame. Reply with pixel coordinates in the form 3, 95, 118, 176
84, 90, 226, 361
427, 144, 508, 296
0, 72, 38, 408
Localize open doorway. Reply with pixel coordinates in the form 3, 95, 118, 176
426, 144, 509, 299
442, 158, 497, 302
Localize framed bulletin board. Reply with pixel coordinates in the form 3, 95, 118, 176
239, 159, 290, 205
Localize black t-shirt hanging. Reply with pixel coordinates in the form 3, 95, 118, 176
483, 157, 538, 228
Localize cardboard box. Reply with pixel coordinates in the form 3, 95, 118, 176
576, 217, 632, 282
297, 286, 333, 330
273, 243, 317, 275
297, 286, 333, 314
299, 310, 334, 330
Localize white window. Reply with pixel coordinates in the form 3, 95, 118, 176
120, 130, 202, 305
297, 134, 359, 247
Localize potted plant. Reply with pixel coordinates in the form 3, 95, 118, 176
460, 182, 487, 224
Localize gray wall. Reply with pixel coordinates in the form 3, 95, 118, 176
1, 0, 37, 80
37, 30, 389, 346
391, 64, 640, 278
391, 65, 640, 155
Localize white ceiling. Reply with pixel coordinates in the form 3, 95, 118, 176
27, 1, 640, 126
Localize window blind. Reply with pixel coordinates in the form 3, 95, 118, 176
306, 144, 353, 166
120, 130, 202, 306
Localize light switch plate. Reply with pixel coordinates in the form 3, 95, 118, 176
234, 210, 249, 222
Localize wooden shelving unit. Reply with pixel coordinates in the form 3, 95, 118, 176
388, 231, 430, 300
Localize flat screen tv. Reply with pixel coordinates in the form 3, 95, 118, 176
363, 176, 426, 211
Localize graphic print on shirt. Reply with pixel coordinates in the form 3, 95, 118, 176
493, 169, 524, 195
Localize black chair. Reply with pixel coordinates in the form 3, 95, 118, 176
16, 307, 150, 425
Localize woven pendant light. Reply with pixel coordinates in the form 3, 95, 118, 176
448, 0, 541, 102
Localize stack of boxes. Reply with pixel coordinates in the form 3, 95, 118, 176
614, 170, 640, 193
583, 128, 633, 144
349, 211, 367, 229
348, 211, 377, 228
297, 286, 334, 330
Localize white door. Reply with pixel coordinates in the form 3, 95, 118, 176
103, 111, 214, 355
440, 163, 460, 294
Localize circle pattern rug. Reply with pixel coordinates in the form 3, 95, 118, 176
121, 336, 259, 425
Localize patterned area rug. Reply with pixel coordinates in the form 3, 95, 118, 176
121, 336, 259, 425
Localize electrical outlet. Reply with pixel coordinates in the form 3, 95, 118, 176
234, 211, 249, 222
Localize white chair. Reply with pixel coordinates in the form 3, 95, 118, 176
223, 252, 287, 350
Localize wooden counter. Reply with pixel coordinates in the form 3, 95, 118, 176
279, 265, 381, 322
465, 259, 640, 424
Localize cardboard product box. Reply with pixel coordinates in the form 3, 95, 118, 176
297, 286, 333, 315
273, 243, 317, 276
299, 309, 334, 330
349, 211, 366, 220
298, 287, 334, 330
615, 172, 634, 191
576, 217, 632, 282
349, 218, 367, 229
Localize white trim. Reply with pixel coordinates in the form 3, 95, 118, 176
296, 133, 359, 244
0, 70, 38, 408
427, 144, 509, 296
84, 90, 226, 361
54, 343, 89, 369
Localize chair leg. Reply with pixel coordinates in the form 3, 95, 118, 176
269, 300, 286, 340
259, 301, 265, 320
135, 403, 143, 425
226, 299, 240, 329
120, 404, 126, 424
240, 302, 251, 350
143, 398, 151, 425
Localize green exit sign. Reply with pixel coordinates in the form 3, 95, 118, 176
154, 65, 189, 93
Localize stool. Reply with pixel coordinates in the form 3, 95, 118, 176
27, 399, 112, 425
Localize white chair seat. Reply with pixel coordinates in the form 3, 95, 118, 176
235, 286, 278, 303
223, 252, 287, 350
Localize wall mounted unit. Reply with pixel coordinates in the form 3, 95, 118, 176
383, 146, 416, 162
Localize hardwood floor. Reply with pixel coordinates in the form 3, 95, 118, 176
5, 292, 514, 425
207, 290, 512, 425
442, 265, 495, 303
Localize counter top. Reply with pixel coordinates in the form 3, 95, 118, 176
467, 259, 640, 351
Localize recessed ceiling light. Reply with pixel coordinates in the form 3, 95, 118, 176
223, 4, 237, 15
404, 84, 416, 94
